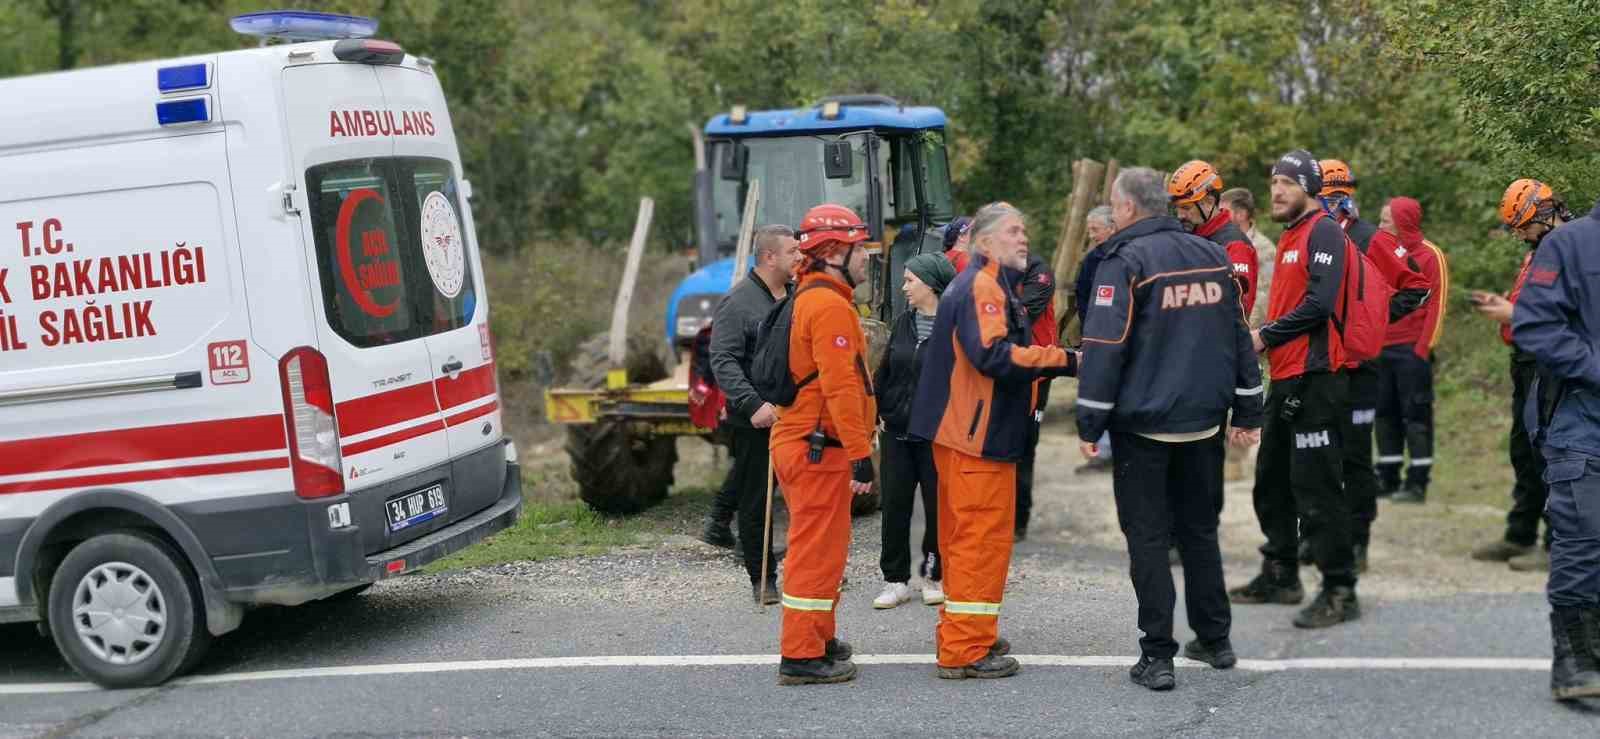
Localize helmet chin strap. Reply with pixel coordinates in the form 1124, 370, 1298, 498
826, 244, 860, 288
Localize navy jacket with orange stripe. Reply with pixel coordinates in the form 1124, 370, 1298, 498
909, 254, 1077, 461
1075, 216, 1264, 442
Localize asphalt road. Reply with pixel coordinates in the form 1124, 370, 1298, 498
3, 438, 1595, 737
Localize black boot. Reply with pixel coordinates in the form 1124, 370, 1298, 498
701, 518, 736, 549
1293, 586, 1361, 629
938, 653, 1021, 680
1391, 483, 1427, 504
1551, 609, 1600, 700
778, 656, 857, 686
752, 580, 779, 606
824, 638, 852, 662
989, 637, 1011, 658
1228, 561, 1304, 605
1130, 654, 1176, 691
1182, 637, 1237, 669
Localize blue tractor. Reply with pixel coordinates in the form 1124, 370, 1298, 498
549, 95, 957, 514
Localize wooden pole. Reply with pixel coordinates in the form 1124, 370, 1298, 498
730, 180, 761, 290
1100, 159, 1121, 206
608, 197, 654, 375
1052, 158, 1105, 340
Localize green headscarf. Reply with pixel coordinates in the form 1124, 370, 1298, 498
906, 253, 957, 295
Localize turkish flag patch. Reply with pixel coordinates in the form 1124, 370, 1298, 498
982, 302, 1000, 315
1036, 273, 1053, 286
1530, 267, 1559, 287
833, 335, 850, 349
1095, 285, 1115, 306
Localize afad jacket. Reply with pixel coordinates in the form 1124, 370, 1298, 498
1075, 216, 1264, 442
908, 254, 1077, 461
770, 271, 877, 465
1382, 197, 1449, 358
1512, 197, 1600, 456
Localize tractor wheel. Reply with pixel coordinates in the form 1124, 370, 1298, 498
565, 333, 678, 515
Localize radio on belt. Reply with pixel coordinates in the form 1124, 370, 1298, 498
0, 10, 521, 690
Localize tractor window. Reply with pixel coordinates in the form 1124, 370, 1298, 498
708, 135, 870, 250
892, 137, 919, 221
920, 130, 956, 220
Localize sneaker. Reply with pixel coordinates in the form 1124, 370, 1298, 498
824, 638, 852, 662
752, 581, 780, 606
873, 581, 915, 610
1472, 539, 1533, 562
1182, 638, 1237, 669
938, 653, 1021, 680
1129, 655, 1176, 691
1227, 564, 1304, 605
922, 580, 946, 606
1391, 485, 1426, 504
778, 656, 857, 686
1293, 586, 1361, 629
1509, 547, 1551, 572
700, 519, 736, 549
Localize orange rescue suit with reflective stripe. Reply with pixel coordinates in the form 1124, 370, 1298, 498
772, 271, 877, 462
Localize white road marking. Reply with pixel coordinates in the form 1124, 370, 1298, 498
0, 655, 1550, 696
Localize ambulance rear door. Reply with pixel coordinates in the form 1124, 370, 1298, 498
282, 63, 456, 542
373, 65, 504, 515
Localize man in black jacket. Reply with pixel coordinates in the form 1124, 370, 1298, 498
1077, 167, 1264, 692
702, 225, 798, 604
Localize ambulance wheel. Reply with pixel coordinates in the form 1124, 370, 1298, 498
566, 333, 677, 515
46, 530, 211, 688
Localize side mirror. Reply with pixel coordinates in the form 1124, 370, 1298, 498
824, 140, 854, 180
720, 142, 747, 181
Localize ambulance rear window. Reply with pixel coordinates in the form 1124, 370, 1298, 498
306, 157, 476, 348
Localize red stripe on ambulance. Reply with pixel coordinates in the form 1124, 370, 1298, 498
0, 414, 287, 477
0, 457, 289, 496
435, 362, 495, 410
335, 381, 439, 437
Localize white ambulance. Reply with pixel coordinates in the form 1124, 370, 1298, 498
0, 12, 520, 687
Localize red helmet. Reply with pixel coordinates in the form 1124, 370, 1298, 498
797, 204, 869, 254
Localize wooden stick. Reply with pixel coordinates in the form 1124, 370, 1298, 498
758, 452, 776, 613
608, 197, 654, 369
730, 180, 762, 290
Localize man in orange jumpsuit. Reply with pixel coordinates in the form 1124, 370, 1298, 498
908, 201, 1079, 679
772, 204, 878, 685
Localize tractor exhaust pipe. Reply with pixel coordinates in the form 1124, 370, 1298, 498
689, 124, 718, 267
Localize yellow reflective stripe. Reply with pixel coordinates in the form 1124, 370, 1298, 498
944, 600, 1002, 616
782, 593, 835, 611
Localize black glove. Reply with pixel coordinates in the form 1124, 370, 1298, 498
851, 458, 875, 486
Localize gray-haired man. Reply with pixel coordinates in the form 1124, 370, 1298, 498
702, 225, 799, 604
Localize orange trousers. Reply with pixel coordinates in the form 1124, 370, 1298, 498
772, 440, 852, 659
933, 444, 1017, 667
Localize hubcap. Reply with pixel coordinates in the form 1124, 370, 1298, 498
72, 561, 167, 666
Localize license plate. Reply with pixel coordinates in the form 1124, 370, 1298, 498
386, 484, 447, 532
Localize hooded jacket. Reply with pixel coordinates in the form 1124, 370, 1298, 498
1195, 208, 1259, 318
1382, 197, 1449, 358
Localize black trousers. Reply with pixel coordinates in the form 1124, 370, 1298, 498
879, 434, 941, 583
1254, 371, 1355, 587
710, 440, 739, 527
1017, 417, 1040, 533
722, 425, 776, 584
1344, 363, 1382, 547
1111, 431, 1231, 658
1376, 344, 1434, 491
1507, 359, 1551, 548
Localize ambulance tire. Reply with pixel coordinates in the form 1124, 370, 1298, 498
566, 333, 677, 515
46, 530, 211, 688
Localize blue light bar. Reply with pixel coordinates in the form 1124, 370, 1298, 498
156, 97, 210, 126
229, 11, 377, 41
157, 63, 208, 93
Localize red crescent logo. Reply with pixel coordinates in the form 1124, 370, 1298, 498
335, 188, 400, 319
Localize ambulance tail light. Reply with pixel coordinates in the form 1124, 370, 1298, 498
279, 347, 344, 499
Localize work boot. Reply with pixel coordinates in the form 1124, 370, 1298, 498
1391, 484, 1427, 504
752, 580, 780, 606
1293, 586, 1361, 629
700, 518, 735, 549
1129, 655, 1176, 691
1471, 538, 1532, 562
1509, 548, 1551, 572
824, 638, 852, 662
1354, 544, 1369, 574
1228, 562, 1304, 605
1182, 637, 1237, 669
989, 637, 1011, 658
938, 653, 1021, 680
1297, 539, 1314, 566
778, 656, 857, 686
1550, 609, 1600, 700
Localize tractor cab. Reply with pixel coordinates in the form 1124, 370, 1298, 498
669, 95, 956, 351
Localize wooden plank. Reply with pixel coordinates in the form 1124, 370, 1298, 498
729, 179, 761, 290
1100, 159, 1121, 206
608, 197, 655, 369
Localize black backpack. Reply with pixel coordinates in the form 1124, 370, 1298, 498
750, 283, 829, 406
